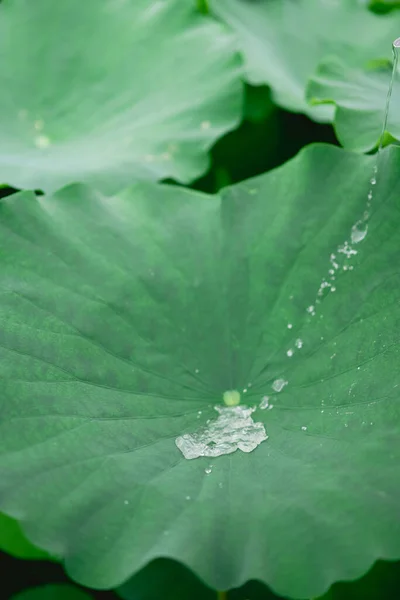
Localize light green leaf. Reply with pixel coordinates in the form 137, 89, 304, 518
10, 585, 92, 600
307, 58, 400, 152
0, 512, 51, 560
0, 145, 400, 599
209, 0, 399, 120
117, 558, 216, 600
0, 0, 242, 193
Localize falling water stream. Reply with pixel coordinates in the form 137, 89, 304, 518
379, 37, 400, 152
350, 37, 400, 245
174, 38, 400, 462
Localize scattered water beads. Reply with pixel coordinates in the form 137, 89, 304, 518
307, 305, 316, 316
175, 404, 268, 460
295, 338, 303, 349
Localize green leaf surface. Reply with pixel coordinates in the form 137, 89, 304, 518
0, 0, 242, 193
0, 512, 51, 560
209, 0, 399, 120
10, 585, 92, 600
307, 58, 400, 152
117, 558, 216, 600
0, 145, 400, 599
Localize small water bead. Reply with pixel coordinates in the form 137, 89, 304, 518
286, 349, 294, 357
351, 222, 368, 245
124, 500, 129, 505
272, 378, 288, 392
186, 495, 191, 500
201, 120, 211, 130
243, 388, 248, 393
260, 396, 270, 409
370, 177, 376, 185
287, 323, 293, 329
35, 135, 51, 149
307, 305, 316, 316
331, 286, 336, 292
301, 426, 307, 431
195, 368, 200, 373
205, 467, 212, 474
223, 389, 240, 406
295, 338, 303, 349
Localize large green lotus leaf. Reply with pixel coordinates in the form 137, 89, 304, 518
0, 0, 242, 194
307, 58, 400, 152
0, 145, 400, 599
10, 585, 92, 600
0, 512, 51, 560
209, 0, 399, 121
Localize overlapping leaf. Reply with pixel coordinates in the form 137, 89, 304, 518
307, 58, 400, 151
0, 0, 242, 193
209, 0, 399, 120
0, 145, 400, 598
10, 585, 92, 600
0, 512, 51, 560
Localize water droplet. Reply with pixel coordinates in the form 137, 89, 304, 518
248, 382, 252, 387
301, 426, 307, 431
201, 120, 211, 130
295, 338, 303, 349
370, 177, 376, 185
218, 482, 223, 488
186, 495, 191, 500
351, 222, 368, 244
124, 500, 129, 505
223, 389, 240, 406
286, 349, 294, 357
35, 135, 51, 149
267, 403, 274, 410
331, 286, 336, 292
243, 388, 248, 393
195, 368, 200, 374
176, 405, 268, 460
287, 323, 293, 329
260, 396, 270, 409
307, 305, 316, 316
272, 378, 288, 392
205, 466, 212, 474
368, 191, 373, 201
